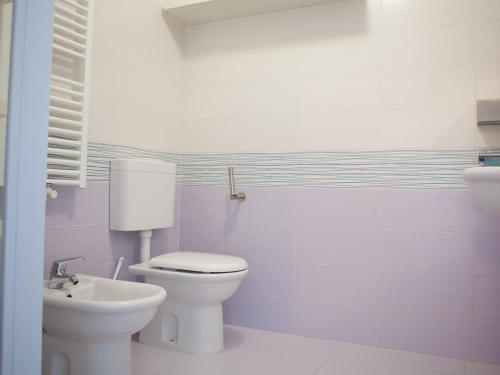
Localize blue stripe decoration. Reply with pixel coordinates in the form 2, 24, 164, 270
87, 142, 489, 188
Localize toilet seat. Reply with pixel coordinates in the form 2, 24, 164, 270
149, 251, 248, 274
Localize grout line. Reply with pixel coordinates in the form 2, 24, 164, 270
375, 187, 382, 346
185, 103, 478, 122
292, 185, 299, 334
45, 222, 109, 229
471, 5, 479, 358
179, 218, 500, 236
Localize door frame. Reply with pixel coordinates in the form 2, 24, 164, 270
0, 0, 53, 374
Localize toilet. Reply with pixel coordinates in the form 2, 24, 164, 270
109, 159, 248, 354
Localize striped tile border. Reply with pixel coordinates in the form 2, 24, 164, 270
87, 142, 490, 189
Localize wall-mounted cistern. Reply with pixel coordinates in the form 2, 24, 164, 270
228, 167, 246, 200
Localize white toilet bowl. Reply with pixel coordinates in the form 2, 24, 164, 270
130, 251, 248, 354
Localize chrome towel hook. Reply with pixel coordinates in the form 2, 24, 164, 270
228, 167, 246, 200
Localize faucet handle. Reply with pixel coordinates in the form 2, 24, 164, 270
51, 256, 85, 274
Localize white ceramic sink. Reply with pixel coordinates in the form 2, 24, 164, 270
464, 167, 500, 215
43, 275, 166, 375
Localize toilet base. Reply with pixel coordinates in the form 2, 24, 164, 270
43, 333, 132, 375
140, 299, 223, 354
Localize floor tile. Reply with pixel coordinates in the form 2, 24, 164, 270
239, 345, 331, 375
132, 342, 173, 375
315, 344, 400, 375
132, 325, 494, 375
466, 361, 500, 375
152, 326, 268, 375
393, 352, 466, 375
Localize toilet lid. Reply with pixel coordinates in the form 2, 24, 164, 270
149, 252, 248, 273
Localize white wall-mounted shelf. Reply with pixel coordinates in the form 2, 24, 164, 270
161, 0, 337, 25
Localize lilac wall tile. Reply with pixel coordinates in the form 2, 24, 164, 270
378, 270, 473, 317
295, 301, 377, 346
298, 187, 378, 228
473, 320, 500, 365
240, 258, 294, 298
474, 277, 500, 321
44, 224, 139, 275
476, 206, 500, 234
223, 291, 294, 333
174, 185, 182, 220
476, 234, 500, 276
43, 180, 492, 362
225, 186, 297, 224
73, 257, 138, 282
180, 185, 226, 221
150, 225, 179, 257
296, 263, 378, 307
296, 226, 379, 267
378, 310, 473, 360
179, 220, 224, 252
380, 189, 476, 232
380, 229, 474, 274
45, 182, 109, 227
74, 262, 116, 279
224, 222, 294, 261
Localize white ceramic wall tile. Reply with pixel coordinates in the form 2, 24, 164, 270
299, 35, 381, 75
475, 21, 500, 63
181, 116, 300, 154
186, 80, 301, 120
475, 0, 500, 22
381, 0, 474, 31
88, 0, 185, 153
476, 62, 500, 99
382, 65, 475, 109
294, 110, 382, 151
185, 46, 303, 88
179, 0, 500, 153
379, 23, 474, 69
89, 0, 500, 153
299, 72, 382, 113
380, 106, 476, 149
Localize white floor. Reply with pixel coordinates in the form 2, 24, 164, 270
132, 325, 500, 375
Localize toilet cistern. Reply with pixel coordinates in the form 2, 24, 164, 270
109, 159, 177, 263
47, 256, 85, 289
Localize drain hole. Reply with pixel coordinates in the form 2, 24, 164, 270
66, 294, 72, 298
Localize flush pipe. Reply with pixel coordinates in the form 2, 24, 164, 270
140, 230, 152, 263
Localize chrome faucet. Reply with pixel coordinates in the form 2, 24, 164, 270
48, 257, 85, 289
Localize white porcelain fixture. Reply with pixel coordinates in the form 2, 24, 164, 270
464, 167, 500, 215
42, 275, 166, 375
110, 159, 177, 263
130, 252, 248, 353
110, 159, 249, 354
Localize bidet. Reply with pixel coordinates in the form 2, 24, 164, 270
42, 275, 166, 375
